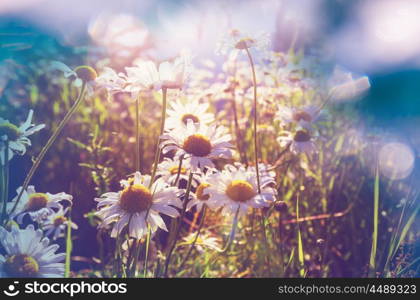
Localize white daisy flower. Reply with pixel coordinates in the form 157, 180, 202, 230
124, 54, 191, 94
186, 171, 222, 212
7, 186, 73, 224
41, 207, 78, 240
0, 225, 65, 277
95, 67, 127, 96
216, 29, 270, 55
160, 120, 233, 172
165, 100, 214, 130
156, 157, 199, 187
0, 110, 45, 165
182, 231, 221, 253
95, 171, 181, 240
50, 61, 97, 95
277, 129, 318, 155
275, 105, 321, 128
205, 164, 276, 217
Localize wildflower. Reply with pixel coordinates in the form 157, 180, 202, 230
95, 172, 181, 239
0, 225, 65, 277
0, 110, 45, 164
277, 129, 318, 155
161, 120, 233, 172
50, 61, 97, 94
216, 29, 270, 55
275, 105, 322, 128
156, 157, 199, 186
165, 100, 214, 130
95, 67, 127, 96
182, 231, 221, 252
124, 54, 191, 94
186, 172, 221, 212
7, 186, 73, 224
41, 207, 78, 240
205, 164, 276, 217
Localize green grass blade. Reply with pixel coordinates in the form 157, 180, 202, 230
65, 208, 73, 278
296, 195, 305, 277
369, 166, 379, 276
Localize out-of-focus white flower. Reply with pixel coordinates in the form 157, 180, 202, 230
182, 231, 221, 253
275, 105, 322, 128
216, 29, 270, 55
0, 110, 45, 165
204, 164, 276, 217
277, 129, 318, 155
165, 100, 214, 130
124, 54, 191, 95
41, 207, 78, 240
161, 120, 233, 172
95, 172, 181, 240
156, 157, 200, 187
95, 67, 127, 96
328, 66, 370, 102
0, 225, 65, 277
7, 186, 73, 224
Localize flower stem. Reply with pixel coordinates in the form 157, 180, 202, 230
245, 48, 261, 193
177, 205, 207, 271
173, 155, 184, 187
135, 95, 141, 172
150, 87, 167, 187
143, 224, 151, 277
163, 172, 194, 277
9, 82, 87, 217
0, 141, 10, 223
220, 205, 240, 253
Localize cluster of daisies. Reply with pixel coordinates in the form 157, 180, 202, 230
0, 28, 370, 277
0, 112, 75, 277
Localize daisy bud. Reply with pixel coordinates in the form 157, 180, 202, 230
274, 200, 288, 212
74, 65, 97, 82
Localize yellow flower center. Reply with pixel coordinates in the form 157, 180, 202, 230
0, 123, 21, 141
119, 184, 152, 213
183, 134, 212, 157
292, 110, 312, 122
169, 166, 187, 175
293, 130, 311, 142
181, 114, 200, 125
235, 38, 256, 50
53, 216, 67, 226
25, 193, 49, 212
4, 254, 39, 277
196, 183, 210, 201
225, 180, 256, 203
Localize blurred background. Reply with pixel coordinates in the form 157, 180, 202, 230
1, 0, 419, 277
